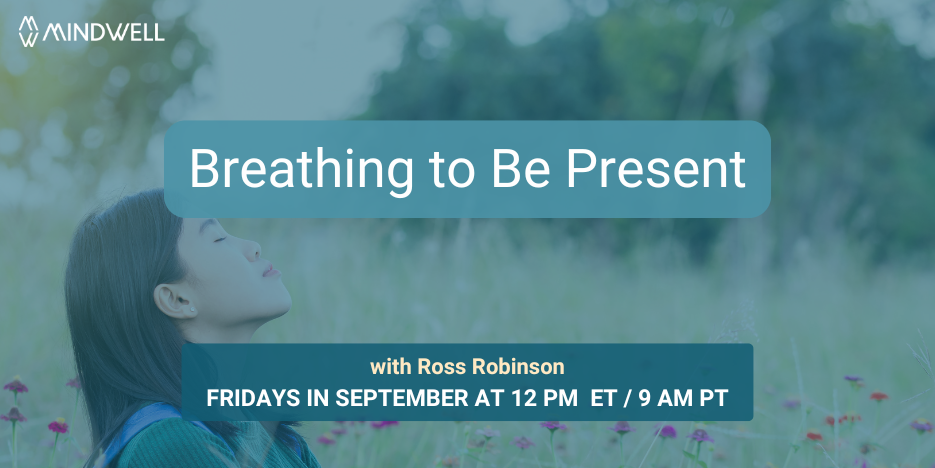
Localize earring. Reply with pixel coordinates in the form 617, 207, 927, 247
190, 307, 196, 312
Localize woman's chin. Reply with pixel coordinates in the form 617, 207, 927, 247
248, 303, 291, 328
272, 304, 291, 319
271, 294, 293, 318
267, 283, 293, 313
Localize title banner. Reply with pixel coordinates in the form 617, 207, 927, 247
164, 121, 770, 218
180, 344, 753, 421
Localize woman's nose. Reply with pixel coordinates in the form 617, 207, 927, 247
245, 239, 261, 260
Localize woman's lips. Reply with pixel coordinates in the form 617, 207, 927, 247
262, 263, 281, 277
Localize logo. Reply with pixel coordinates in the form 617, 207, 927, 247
17, 16, 164, 48
19, 16, 38, 47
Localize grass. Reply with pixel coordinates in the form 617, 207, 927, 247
2, 209, 935, 467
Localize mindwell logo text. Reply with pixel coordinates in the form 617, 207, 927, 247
18, 16, 165, 48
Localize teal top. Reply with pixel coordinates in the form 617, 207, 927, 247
114, 418, 322, 467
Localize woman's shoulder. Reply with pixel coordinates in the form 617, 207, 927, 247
288, 430, 322, 468
299, 437, 323, 468
116, 418, 235, 467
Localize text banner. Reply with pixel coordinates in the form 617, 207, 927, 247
181, 343, 753, 421
164, 121, 770, 218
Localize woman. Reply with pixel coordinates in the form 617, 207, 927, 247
65, 188, 321, 467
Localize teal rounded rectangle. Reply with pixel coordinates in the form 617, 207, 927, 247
181, 343, 753, 421
164, 121, 770, 218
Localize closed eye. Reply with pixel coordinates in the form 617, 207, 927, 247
214, 237, 227, 243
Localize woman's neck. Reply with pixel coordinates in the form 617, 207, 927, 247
182, 321, 262, 343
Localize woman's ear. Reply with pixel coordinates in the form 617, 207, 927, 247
153, 283, 198, 320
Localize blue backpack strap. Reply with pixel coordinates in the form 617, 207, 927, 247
280, 426, 303, 458
101, 402, 235, 467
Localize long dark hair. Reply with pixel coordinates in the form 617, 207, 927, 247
65, 189, 299, 466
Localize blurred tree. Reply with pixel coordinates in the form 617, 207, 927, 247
359, 0, 935, 263
0, 0, 208, 204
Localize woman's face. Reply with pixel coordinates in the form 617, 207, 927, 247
173, 218, 292, 333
